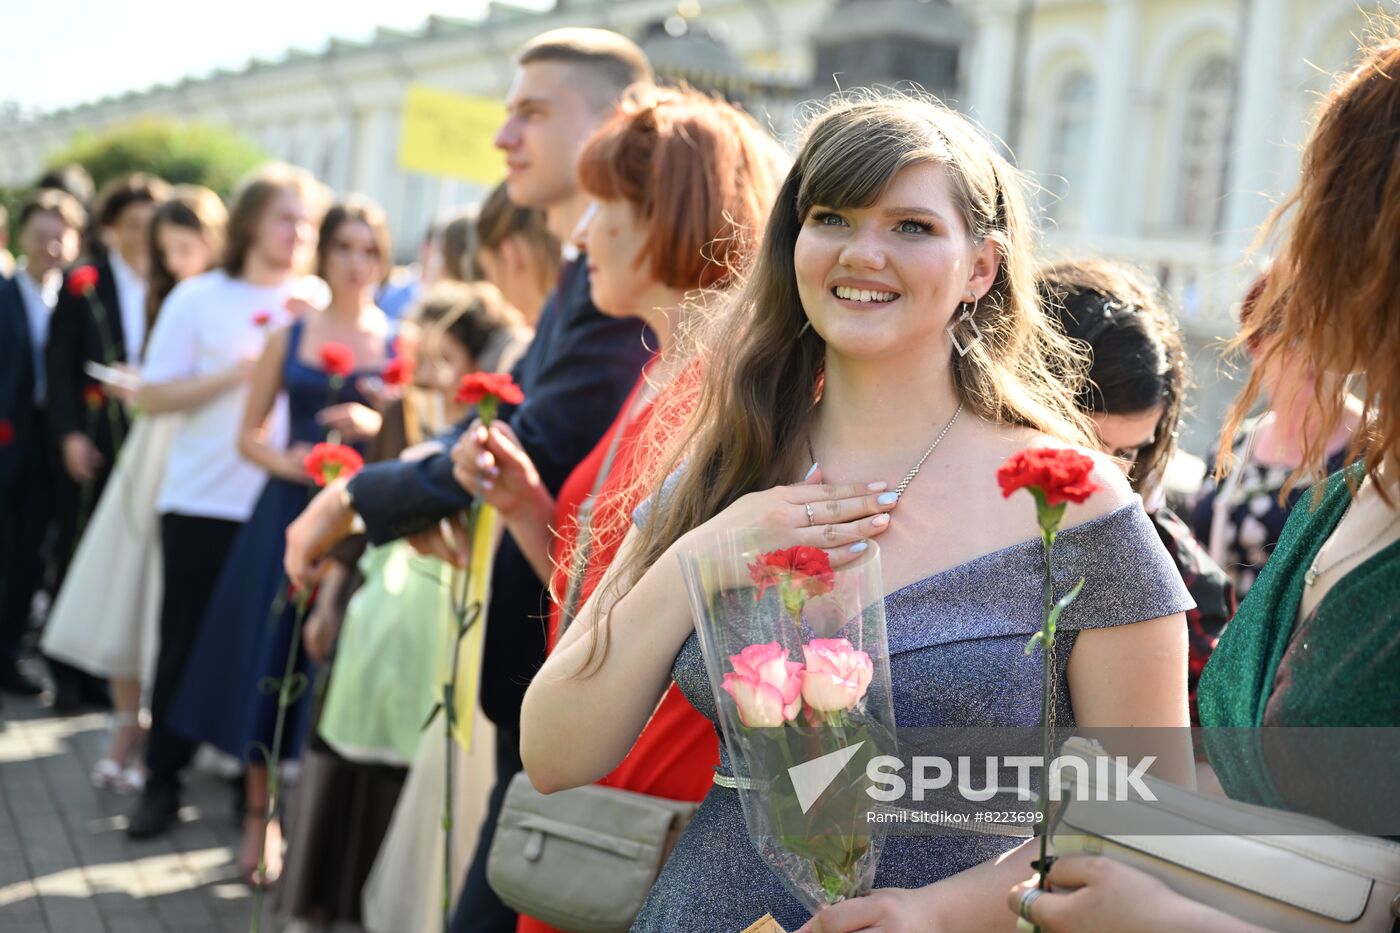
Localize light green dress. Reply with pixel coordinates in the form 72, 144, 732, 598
318, 541, 455, 766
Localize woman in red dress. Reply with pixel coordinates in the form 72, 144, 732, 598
451, 85, 783, 933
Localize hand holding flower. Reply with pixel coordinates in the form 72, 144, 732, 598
316, 401, 383, 443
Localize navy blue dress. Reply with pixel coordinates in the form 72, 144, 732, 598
630, 503, 1194, 931
167, 321, 393, 764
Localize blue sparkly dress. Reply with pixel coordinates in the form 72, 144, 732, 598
630, 503, 1193, 932
167, 320, 393, 764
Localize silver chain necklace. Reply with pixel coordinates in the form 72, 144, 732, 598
1304, 494, 1400, 587
806, 402, 963, 501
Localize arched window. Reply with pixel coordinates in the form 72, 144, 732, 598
1043, 70, 1095, 230
1176, 54, 1234, 232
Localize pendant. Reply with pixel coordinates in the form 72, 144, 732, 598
1304, 566, 1319, 587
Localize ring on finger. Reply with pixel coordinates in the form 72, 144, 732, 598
804, 502, 816, 527
1017, 887, 1044, 922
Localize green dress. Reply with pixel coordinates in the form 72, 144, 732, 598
1198, 466, 1400, 822
317, 541, 456, 766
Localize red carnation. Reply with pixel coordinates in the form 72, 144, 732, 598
319, 342, 356, 378
997, 448, 1099, 507
455, 372, 525, 407
392, 334, 418, 357
303, 442, 365, 487
0, 419, 14, 446
67, 265, 99, 296
748, 545, 836, 620
382, 356, 415, 388
252, 310, 273, 327
82, 384, 106, 410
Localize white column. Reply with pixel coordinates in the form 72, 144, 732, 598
964, 0, 1019, 145
1083, 0, 1140, 237
1222, 0, 1287, 253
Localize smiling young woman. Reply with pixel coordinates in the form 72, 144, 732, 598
518, 92, 1194, 932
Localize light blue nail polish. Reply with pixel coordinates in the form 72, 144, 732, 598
877, 492, 899, 505
804, 461, 819, 480
849, 541, 868, 554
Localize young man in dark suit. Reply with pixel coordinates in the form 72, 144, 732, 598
284, 28, 655, 932
0, 190, 85, 698
43, 172, 169, 708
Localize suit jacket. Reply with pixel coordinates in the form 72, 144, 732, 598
0, 275, 39, 489
349, 258, 653, 732
45, 255, 131, 461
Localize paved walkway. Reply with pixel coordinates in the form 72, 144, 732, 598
0, 665, 265, 933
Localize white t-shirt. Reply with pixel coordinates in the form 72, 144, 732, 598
143, 269, 326, 521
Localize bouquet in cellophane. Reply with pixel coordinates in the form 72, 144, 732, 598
678, 531, 897, 920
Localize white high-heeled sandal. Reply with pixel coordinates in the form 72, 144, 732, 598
92, 712, 146, 795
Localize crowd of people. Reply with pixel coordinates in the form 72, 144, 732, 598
0, 20, 1396, 933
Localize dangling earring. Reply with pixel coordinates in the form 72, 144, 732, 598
947, 297, 983, 357
798, 319, 813, 338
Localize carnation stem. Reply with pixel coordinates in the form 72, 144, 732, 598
249, 585, 311, 933
441, 494, 483, 932
1034, 527, 1056, 933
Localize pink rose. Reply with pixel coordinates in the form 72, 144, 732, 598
721, 642, 804, 728
801, 638, 874, 713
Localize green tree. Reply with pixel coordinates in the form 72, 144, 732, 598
47, 119, 267, 199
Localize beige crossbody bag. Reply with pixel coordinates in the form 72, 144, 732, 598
486, 416, 699, 933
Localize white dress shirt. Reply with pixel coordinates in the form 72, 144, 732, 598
14, 261, 60, 406
108, 251, 149, 363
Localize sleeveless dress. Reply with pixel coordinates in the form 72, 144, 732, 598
630, 502, 1193, 931
166, 320, 393, 764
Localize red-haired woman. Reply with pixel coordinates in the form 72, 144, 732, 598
1009, 26, 1400, 932
449, 86, 783, 933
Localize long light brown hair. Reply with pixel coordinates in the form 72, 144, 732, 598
584, 91, 1093, 671
1220, 23, 1400, 503
145, 185, 227, 332
222, 162, 327, 278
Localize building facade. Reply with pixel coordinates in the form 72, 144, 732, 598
1, 0, 1391, 450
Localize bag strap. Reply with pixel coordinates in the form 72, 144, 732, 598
557, 405, 634, 634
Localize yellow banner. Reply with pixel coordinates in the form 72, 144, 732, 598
398, 85, 507, 184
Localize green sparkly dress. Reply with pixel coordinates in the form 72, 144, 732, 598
1198, 466, 1400, 820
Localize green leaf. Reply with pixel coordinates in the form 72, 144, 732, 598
1045, 577, 1086, 633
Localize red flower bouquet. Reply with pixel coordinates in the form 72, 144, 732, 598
680, 533, 896, 915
